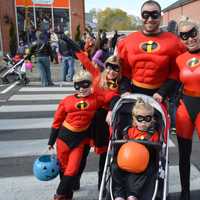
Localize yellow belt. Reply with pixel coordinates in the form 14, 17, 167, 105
132, 79, 162, 89
63, 121, 89, 132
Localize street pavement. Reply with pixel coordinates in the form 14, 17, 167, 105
0, 63, 200, 200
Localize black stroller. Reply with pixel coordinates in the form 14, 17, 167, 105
99, 94, 170, 200
0, 54, 30, 85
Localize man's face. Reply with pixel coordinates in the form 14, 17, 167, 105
141, 3, 161, 34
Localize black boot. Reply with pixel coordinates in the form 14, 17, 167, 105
56, 176, 74, 199
179, 190, 190, 200
177, 136, 192, 200
73, 176, 80, 191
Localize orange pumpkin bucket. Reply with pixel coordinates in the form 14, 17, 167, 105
117, 141, 150, 173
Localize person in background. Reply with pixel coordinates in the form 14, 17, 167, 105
30, 32, 54, 87
50, 29, 59, 64
176, 17, 200, 200
92, 38, 110, 72
58, 31, 75, 82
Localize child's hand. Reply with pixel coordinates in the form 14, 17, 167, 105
106, 111, 112, 126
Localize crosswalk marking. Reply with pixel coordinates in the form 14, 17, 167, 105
0, 118, 52, 130
9, 94, 70, 101
0, 104, 57, 112
19, 87, 75, 92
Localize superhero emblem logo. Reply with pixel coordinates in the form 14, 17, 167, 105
140, 41, 160, 53
76, 101, 89, 110
187, 57, 200, 68
107, 80, 118, 89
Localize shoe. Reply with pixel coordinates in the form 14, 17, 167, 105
48, 82, 56, 86
170, 128, 176, 135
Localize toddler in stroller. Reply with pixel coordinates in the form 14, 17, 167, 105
99, 94, 170, 200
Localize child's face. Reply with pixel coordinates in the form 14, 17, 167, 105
133, 109, 153, 131
74, 80, 92, 97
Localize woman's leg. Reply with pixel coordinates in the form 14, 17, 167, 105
176, 101, 194, 200
61, 57, 68, 81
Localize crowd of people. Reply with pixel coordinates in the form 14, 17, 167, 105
21, 0, 199, 200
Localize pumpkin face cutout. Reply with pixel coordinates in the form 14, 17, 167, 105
33, 154, 60, 181
117, 142, 150, 173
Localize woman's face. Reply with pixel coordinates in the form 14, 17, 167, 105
106, 68, 119, 80
179, 25, 200, 52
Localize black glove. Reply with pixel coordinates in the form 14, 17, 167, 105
62, 35, 81, 52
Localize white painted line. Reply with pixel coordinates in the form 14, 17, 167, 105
0, 139, 94, 158
0, 118, 52, 130
19, 87, 75, 92
0, 139, 49, 158
0, 172, 98, 200
30, 81, 74, 86
0, 81, 19, 94
169, 164, 200, 193
9, 94, 69, 101
0, 104, 57, 112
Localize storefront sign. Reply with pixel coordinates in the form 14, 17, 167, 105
32, 0, 54, 4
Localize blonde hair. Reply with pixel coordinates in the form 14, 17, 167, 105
132, 98, 154, 116
73, 69, 92, 83
178, 16, 199, 33
99, 55, 121, 88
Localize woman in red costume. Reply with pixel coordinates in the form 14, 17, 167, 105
176, 17, 200, 200
62, 36, 121, 190
48, 69, 104, 200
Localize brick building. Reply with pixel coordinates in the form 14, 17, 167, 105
0, 0, 85, 54
162, 0, 200, 25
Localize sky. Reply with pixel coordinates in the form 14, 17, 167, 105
85, 0, 177, 17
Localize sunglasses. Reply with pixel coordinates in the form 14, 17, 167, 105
141, 10, 161, 20
74, 80, 91, 90
106, 63, 120, 72
135, 115, 153, 122
179, 27, 198, 40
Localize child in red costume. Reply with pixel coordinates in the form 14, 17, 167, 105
48, 69, 104, 200
62, 35, 122, 190
175, 17, 200, 200
112, 98, 159, 200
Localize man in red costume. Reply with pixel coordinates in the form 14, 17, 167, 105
117, 0, 185, 102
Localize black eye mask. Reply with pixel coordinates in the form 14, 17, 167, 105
135, 115, 153, 122
106, 63, 120, 72
141, 10, 161, 20
180, 27, 198, 40
74, 80, 92, 90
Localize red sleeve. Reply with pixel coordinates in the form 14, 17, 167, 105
52, 99, 66, 129
116, 38, 132, 79
151, 131, 159, 142
75, 51, 100, 78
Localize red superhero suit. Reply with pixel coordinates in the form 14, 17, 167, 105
175, 51, 200, 198
48, 94, 103, 198
117, 31, 185, 97
176, 51, 200, 139
128, 127, 159, 142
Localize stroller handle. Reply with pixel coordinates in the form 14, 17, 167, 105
111, 139, 162, 150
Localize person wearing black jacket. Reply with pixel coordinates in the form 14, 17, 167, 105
58, 33, 75, 82
30, 32, 54, 87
